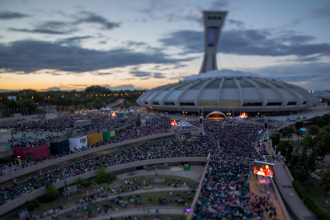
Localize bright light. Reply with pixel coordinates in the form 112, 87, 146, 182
171, 120, 178, 126
240, 112, 248, 118
111, 112, 116, 117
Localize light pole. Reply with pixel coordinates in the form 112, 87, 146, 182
286, 148, 288, 161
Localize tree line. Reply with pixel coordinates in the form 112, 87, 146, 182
0, 86, 146, 116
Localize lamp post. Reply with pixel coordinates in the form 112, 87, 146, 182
285, 148, 288, 161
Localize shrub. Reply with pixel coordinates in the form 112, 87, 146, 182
39, 183, 58, 203
24, 198, 39, 211
292, 180, 330, 220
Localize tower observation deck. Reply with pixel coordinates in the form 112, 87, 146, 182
199, 11, 228, 74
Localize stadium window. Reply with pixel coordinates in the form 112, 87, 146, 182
266, 102, 282, 106
152, 102, 160, 105
164, 102, 175, 106
180, 102, 195, 106
287, 102, 296, 106
243, 102, 262, 106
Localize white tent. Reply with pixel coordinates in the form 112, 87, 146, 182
178, 120, 194, 128
105, 107, 112, 111
100, 107, 106, 110
69, 135, 88, 151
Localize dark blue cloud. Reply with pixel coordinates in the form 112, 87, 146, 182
0, 11, 28, 19
0, 40, 193, 73
159, 28, 330, 59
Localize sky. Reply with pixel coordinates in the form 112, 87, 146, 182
0, 0, 329, 92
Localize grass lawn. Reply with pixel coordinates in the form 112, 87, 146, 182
15, 175, 196, 218
95, 175, 197, 192
55, 190, 193, 219
300, 177, 330, 217
112, 215, 186, 220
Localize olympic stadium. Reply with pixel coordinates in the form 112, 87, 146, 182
137, 11, 318, 117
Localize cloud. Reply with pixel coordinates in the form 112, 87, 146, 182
8, 28, 70, 35
101, 84, 145, 91
130, 71, 151, 77
43, 87, 61, 91
7, 12, 119, 35
0, 11, 28, 19
312, 3, 330, 22
159, 28, 330, 59
57, 36, 93, 45
153, 73, 166, 78
0, 40, 191, 73
210, 0, 229, 10
75, 11, 120, 30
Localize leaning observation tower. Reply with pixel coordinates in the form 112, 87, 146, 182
136, 11, 318, 117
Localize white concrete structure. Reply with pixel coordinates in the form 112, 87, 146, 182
137, 71, 318, 116
200, 11, 227, 73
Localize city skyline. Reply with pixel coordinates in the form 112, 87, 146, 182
0, 0, 330, 91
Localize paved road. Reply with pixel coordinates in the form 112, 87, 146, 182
323, 155, 330, 163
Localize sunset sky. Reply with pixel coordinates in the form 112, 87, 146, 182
0, 0, 330, 91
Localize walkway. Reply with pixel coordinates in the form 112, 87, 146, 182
264, 142, 316, 220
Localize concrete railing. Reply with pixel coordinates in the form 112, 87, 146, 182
270, 178, 291, 220
188, 160, 209, 220
0, 131, 175, 184
0, 157, 207, 216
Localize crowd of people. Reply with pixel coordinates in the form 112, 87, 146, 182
0, 115, 283, 220
0, 120, 263, 206
0, 114, 171, 173
192, 121, 278, 219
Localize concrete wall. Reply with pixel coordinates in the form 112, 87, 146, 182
0, 157, 207, 216
0, 131, 176, 184
189, 161, 209, 220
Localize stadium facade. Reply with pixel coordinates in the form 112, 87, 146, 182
137, 11, 318, 117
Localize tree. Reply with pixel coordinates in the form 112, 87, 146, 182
295, 121, 303, 130
277, 141, 294, 160
314, 139, 329, 160
136, 115, 141, 127
16, 99, 38, 114
39, 182, 58, 202
320, 168, 330, 194
295, 129, 303, 141
308, 125, 320, 138
93, 97, 104, 109
300, 133, 313, 150
283, 126, 294, 141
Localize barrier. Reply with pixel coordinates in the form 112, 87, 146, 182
86, 133, 103, 145
69, 136, 87, 151
13, 144, 50, 160
49, 140, 70, 155
0, 131, 175, 184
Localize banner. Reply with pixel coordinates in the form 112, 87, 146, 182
102, 131, 115, 141
69, 135, 87, 151
13, 144, 50, 160
49, 140, 70, 155
86, 133, 103, 146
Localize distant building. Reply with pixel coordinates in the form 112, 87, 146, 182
7, 96, 16, 101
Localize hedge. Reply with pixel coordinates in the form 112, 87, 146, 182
292, 180, 330, 220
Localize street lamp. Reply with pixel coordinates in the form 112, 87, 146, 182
286, 148, 288, 160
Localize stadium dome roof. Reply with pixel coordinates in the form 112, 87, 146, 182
137, 70, 318, 115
